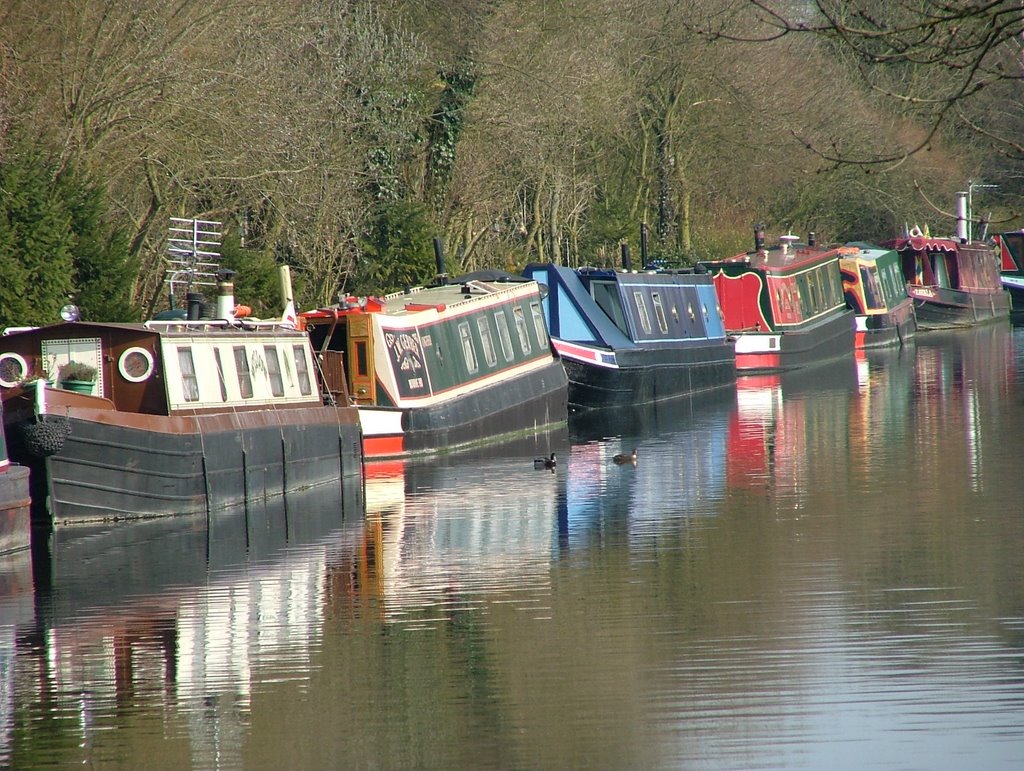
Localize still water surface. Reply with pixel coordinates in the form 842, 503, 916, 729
3, 323, 1024, 769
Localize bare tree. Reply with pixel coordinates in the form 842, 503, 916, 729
693, 1, 1024, 169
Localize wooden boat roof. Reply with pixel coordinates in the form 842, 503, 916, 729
703, 241, 855, 274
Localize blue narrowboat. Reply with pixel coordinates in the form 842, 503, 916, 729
522, 261, 736, 412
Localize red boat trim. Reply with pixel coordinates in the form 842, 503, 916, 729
735, 352, 782, 371
363, 435, 405, 458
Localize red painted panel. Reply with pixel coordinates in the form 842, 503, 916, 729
713, 272, 768, 331
363, 435, 405, 458
735, 352, 781, 371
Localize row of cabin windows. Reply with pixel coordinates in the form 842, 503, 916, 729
632, 289, 709, 335
177, 343, 312, 403
457, 303, 547, 374
860, 261, 905, 310
773, 264, 843, 321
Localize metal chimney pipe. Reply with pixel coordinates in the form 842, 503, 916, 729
955, 192, 969, 242
433, 237, 448, 285
754, 223, 766, 252
639, 223, 649, 268
621, 242, 632, 272
808, 232, 816, 247
215, 269, 236, 321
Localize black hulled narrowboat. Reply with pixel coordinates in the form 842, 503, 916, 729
522, 261, 736, 412
300, 273, 568, 460
839, 243, 918, 348
884, 193, 1010, 329
698, 228, 856, 374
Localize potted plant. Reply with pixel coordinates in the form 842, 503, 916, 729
57, 361, 97, 393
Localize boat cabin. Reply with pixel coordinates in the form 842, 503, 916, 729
0, 319, 329, 418
701, 235, 852, 333
886, 235, 1000, 293
839, 244, 909, 316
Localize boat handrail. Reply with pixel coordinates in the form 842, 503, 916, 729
145, 318, 300, 331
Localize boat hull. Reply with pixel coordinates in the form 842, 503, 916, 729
734, 309, 856, 374
10, 405, 362, 527
908, 286, 1011, 330
854, 298, 918, 349
360, 358, 568, 458
557, 341, 736, 412
0, 464, 31, 553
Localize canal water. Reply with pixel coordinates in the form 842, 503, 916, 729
3, 323, 1024, 769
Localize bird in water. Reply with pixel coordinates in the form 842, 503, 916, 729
534, 452, 557, 471
613, 448, 638, 466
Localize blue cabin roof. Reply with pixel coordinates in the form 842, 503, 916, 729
523, 263, 726, 349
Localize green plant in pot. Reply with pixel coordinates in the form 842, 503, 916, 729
58, 361, 97, 393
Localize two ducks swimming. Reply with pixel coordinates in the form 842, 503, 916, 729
534, 448, 638, 470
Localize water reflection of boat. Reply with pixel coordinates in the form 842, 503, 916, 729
727, 358, 859, 496
351, 448, 567, 622
565, 392, 735, 549
12, 480, 361, 768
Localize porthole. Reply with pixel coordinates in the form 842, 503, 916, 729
0, 352, 29, 388
118, 347, 155, 382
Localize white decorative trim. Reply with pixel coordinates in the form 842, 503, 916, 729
118, 347, 155, 382
0, 352, 29, 387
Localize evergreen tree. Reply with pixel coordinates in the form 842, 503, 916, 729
0, 147, 75, 326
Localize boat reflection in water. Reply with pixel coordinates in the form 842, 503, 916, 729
909, 323, 1015, 494
347, 431, 569, 626
563, 389, 737, 551
10, 481, 361, 769
726, 358, 860, 507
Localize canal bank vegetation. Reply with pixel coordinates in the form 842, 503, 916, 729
1, 0, 1022, 326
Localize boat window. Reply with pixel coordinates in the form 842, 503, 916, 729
213, 348, 228, 401
292, 345, 312, 395
477, 317, 497, 367
861, 266, 884, 309
458, 321, 479, 373
234, 346, 253, 398
494, 311, 514, 362
178, 347, 199, 402
354, 341, 369, 376
651, 293, 669, 333
590, 281, 629, 335
530, 302, 548, 344
513, 306, 532, 354
264, 346, 284, 396
633, 291, 652, 334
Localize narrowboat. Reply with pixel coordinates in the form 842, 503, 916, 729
884, 193, 1010, 329
522, 253, 736, 412
839, 243, 918, 348
993, 229, 1024, 312
0, 399, 31, 553
697, 228, 856, 373
0, 271, 363, 528
299, 267, 568, 460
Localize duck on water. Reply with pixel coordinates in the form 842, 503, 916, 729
534, 452, 557, 470
613, 448, 638, 465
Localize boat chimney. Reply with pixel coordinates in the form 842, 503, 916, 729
433, 237, 448, 285
216, 269, 236, 321
955, 191, 969, 242
753, 223, 766, 253
621, 242, 632, 272
808, 231, 816, 247
186, 292, 203, 321
640, 223, 649, 270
